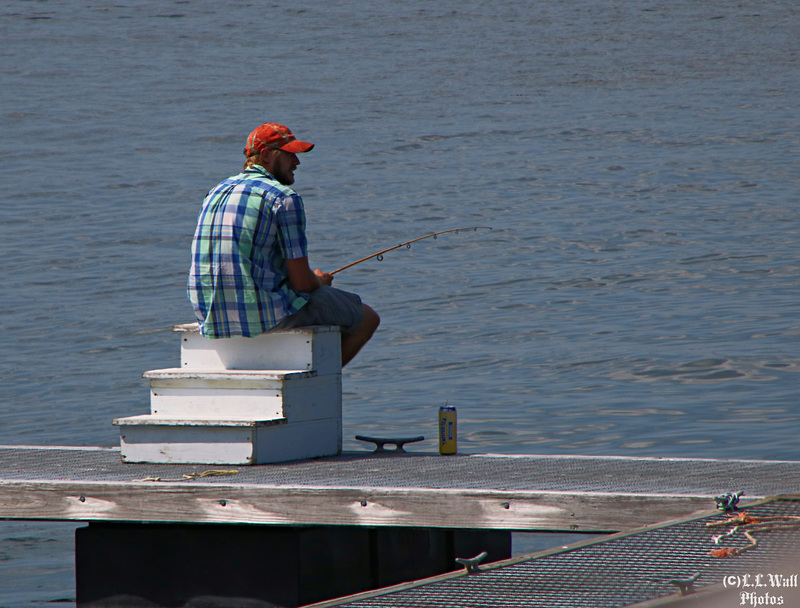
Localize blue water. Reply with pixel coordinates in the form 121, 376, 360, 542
1, 0, 798, 604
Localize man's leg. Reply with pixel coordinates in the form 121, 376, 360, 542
273, 288, 379, 367
341, 304, 380, 367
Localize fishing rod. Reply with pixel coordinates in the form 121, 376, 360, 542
330, 226, 492, 275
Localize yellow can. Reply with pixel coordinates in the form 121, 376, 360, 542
438, 405, 457, 455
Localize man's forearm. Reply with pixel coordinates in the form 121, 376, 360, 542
286, 257, 332, 292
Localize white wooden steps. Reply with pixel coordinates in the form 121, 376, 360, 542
114, 324, 342, 465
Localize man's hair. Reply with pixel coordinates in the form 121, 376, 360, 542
243, 148, 279, 170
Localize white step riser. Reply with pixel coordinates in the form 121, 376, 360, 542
120, 418, 342, 465
179, 327, 341, 375
148, 374, 341, 420
150, 389, 283, 419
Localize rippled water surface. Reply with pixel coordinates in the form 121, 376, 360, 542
1, 0, 798, 604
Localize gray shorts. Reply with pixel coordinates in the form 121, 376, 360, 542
273, 286, 364, 334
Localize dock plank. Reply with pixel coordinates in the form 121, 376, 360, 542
0, 481, 714, 531
2, 446, 800, 531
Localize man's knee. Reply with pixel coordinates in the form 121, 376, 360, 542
361, 304, 380, 334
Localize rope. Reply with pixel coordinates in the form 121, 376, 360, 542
133, 469, 239, 483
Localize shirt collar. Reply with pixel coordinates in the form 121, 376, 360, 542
245, 164, 273, 179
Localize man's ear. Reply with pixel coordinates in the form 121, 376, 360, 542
258, 150, 269, 168
258, 149, 275, 170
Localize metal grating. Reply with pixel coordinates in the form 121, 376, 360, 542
316, 498, 800, 608
3, 447, 800, 497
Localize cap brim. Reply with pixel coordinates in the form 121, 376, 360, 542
280, 140, 314, 153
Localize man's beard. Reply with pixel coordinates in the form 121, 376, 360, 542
273, 168, 294, 185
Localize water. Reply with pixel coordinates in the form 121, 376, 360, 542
1, 0, 798, 604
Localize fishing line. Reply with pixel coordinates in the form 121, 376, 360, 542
330, 226, 492, 275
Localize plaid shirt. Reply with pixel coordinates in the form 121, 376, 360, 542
188, 165, 309, 338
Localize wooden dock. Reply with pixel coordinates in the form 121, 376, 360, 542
4, 445, 800, 607
3, 445, 800, 531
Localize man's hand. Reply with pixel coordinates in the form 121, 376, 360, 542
314, 269, 333, 287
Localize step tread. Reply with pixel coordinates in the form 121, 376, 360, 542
172, 323, 339, 335
113, 415, 288, 427
143, 368, 315, 380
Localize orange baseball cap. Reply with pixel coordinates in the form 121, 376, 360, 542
244, 122, 314, 156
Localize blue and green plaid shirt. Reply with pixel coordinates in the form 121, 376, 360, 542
188, 165, 310, 338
